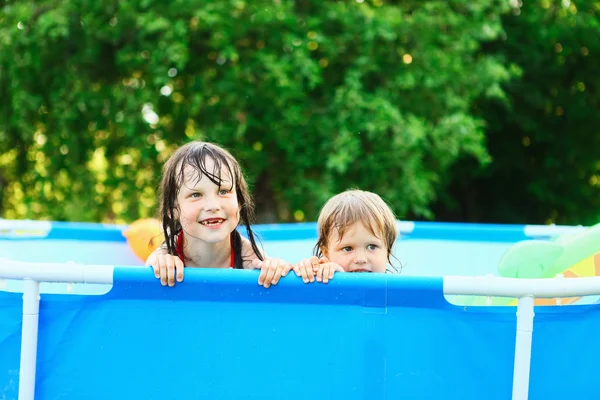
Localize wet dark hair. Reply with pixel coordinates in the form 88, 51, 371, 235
158, 141, 263, 269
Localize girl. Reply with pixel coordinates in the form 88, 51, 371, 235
146, 141, 308, 288
293, 190, 400, 283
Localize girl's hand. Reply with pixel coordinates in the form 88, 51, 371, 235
292, 256, 318, 284
314, 257, 344, 284
146, 248, 184, 287
252, 257, 293, 288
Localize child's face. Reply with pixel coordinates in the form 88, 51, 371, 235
322, 222, 388, 273
176, 158, 240, 244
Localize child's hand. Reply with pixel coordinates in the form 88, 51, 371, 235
314, 257, 344, 284
146, 247, 184, 287
292, 256, 318, 283
252, 257, 293, 288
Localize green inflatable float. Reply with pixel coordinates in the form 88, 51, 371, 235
453, 222, 600, 307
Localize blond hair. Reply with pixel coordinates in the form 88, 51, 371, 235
314, 190, 398, 266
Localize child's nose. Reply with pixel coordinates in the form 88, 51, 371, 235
204, 195, 220, 211
355, 251, 367, 264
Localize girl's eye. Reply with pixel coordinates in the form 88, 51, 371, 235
367, 244, 378, 250
342, 246, 353, 252
218, 189, 230, 195
191, 193, 201, 198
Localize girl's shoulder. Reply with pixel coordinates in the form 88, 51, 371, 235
240, 236, 264, 269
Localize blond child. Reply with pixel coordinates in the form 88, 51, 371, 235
294, 190, 399, 283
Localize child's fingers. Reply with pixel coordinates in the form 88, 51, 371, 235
281, 262, 293, 277
308, 263, 315, 283
293, 263, 309, 283
159, 259, 168, 286
146, 253, 156, 268
291, 262, 303, 277
166, 257, 176, 287
175, 257, 184, 283
145, 251, 160, 267
152, 262, 160, 279
323, 262, 337, 283
316, 265, 324, 283
314, 258, 324, 272
307, 256, 320, 282
291, 264, 299, 277
251, 258, 262, 270
263, 260, 277, 288
258, 259, 274, 288
271, 263, 286, 285
257, 260, 268, 286
310, 256, 320, 270
307, 258, 318, 282
322, 265, 329, 284
292, 259, 317, 283
303, 261, 315, 282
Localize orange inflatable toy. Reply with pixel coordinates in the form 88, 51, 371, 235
122, 218, 165, 263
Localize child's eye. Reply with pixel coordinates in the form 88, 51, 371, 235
190, 193, 201, 198
341, 246, 353, 252
367, 244, 378, 250
218, 189, 230, 195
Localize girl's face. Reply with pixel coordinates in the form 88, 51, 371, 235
321, 222, 388, 273
176, 158, 240, 244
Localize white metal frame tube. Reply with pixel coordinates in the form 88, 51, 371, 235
0, 259, 113, 284
443, 275, 600, 298
18, 279, 40, 400
512, 296, 534, 400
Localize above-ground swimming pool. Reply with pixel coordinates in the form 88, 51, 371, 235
1, 219, 587, 273
1, 219, 599, 400
0, 219, 590, 302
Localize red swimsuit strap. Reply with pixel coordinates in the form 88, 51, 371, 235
175, 231, 184, 261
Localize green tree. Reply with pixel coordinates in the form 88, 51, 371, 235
0, 0, 511, 223
435, 0, 600, 225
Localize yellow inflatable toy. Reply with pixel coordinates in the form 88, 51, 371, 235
122, 218, 165, 263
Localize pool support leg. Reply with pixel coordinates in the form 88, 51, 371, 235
512, 295, 534, 400
18, 279, 40, 400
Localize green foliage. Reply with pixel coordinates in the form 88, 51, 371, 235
436, 0, 600, 225
1, 0, 512, 223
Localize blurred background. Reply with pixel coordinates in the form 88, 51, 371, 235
0, 0, 598, 225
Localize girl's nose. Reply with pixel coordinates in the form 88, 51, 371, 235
204, 195, 220, 212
